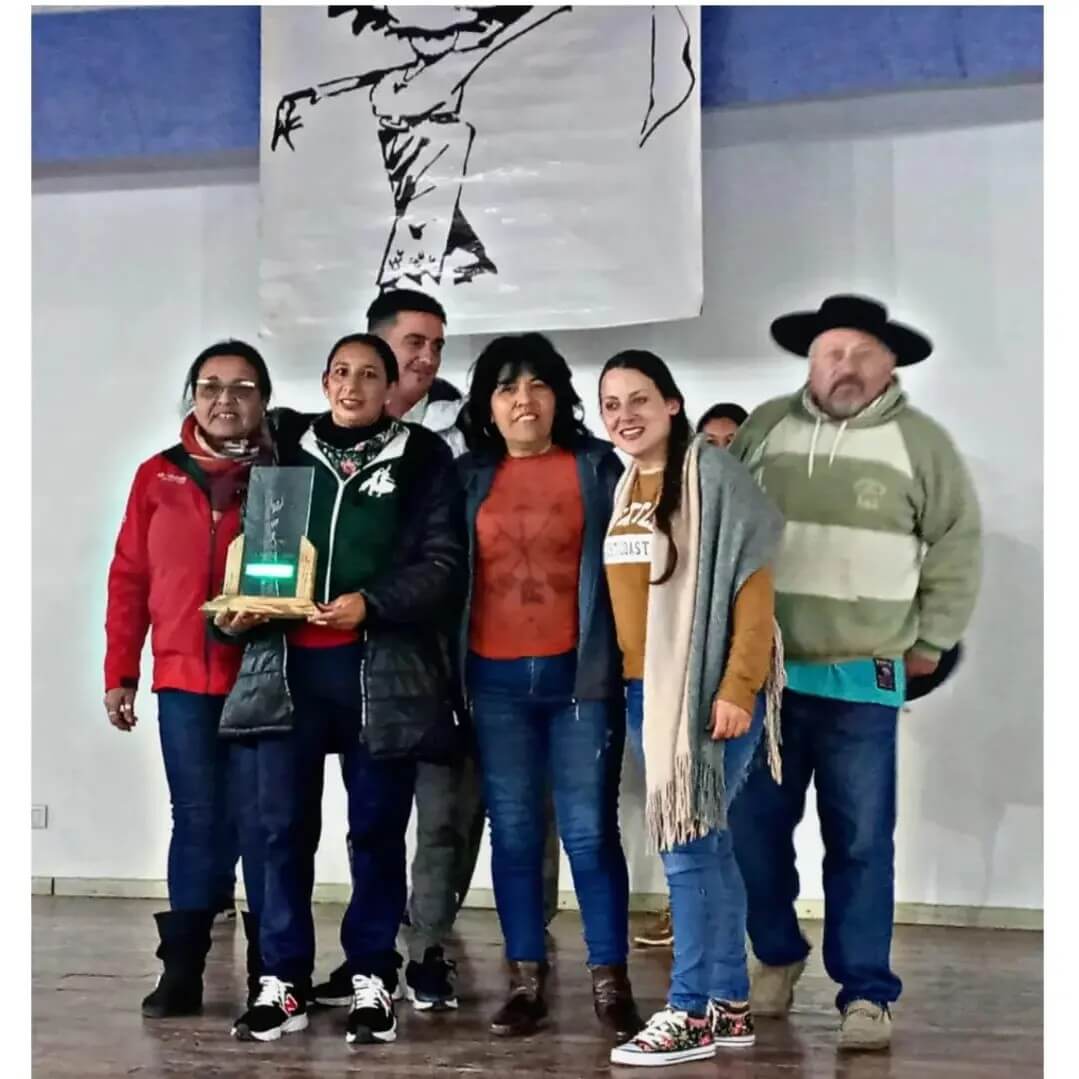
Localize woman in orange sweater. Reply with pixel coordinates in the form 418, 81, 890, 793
456, 333, 641, 1044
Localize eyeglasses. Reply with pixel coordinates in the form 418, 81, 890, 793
194, 379, 260, 402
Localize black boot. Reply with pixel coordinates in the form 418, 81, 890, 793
141, 910, 215, 1018
240, 910, 262, 1007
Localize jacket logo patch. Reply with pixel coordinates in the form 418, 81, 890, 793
854, 477, 886, 511
157, 472, 187, 485
358, 466, 396, 497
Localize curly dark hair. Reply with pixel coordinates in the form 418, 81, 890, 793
463, 333, 591, 457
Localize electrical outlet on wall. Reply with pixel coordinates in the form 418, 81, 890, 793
31, 805, 48, 830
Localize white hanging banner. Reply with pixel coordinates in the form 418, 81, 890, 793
260, 5, 702, 340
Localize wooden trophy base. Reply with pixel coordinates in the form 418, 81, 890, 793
200, 594, 319, 619
200, 535, 318, 620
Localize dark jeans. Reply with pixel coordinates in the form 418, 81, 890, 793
249, 643, 416, 987
213, 791, 239, 911
729, 689, 903, 1011
156, 690, 262, 917
626, 680, 762, 1012
468, 650, 629, 967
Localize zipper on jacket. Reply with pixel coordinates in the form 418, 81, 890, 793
307, 430, 396, 602
324, 477, 347, 603
282, 635, 293, 707
358, 630, 368, 730
321, 467, 371, 601
302, 431, 350, 602
574, 451, 601, 700
204, 512, 217, 694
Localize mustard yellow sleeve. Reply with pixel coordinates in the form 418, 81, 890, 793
716, 567, 776, 714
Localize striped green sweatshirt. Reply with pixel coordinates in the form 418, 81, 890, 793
730, 381, 981, 663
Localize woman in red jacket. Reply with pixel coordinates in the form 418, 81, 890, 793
104, 340, 273, 1017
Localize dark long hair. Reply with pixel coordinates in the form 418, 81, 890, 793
464, 333, 591, 457
600, 350, 692, 586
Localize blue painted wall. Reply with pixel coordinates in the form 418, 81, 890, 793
700, 6, 1043, 106
31, 5, 1042, 165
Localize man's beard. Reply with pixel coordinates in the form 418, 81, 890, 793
820, 380, 867, 419
821, 396, 864, 419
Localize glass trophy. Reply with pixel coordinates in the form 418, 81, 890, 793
201, 466, 318, 618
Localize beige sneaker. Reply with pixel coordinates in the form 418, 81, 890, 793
838, 1000, 892, 1051
633, 907, 673, 948
748, 956, 806, 1016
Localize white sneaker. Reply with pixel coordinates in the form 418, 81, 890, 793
231, 975, 309, 1042
345, 973, 398, 1046
610, 1006, 716, 1067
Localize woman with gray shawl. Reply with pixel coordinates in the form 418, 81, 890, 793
598, 351, 785, 1069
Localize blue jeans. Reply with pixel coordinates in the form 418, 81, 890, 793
248, 643, 415, 987
156, 690, 262, 917
468, 651, 629, 967
625, 679, 762, 1014
728, 689, 902, 1011
212, 794, 239, 911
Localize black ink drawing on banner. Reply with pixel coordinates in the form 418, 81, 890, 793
640, 4, 696, 148
271, 6, 696, 293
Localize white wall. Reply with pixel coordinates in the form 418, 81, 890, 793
32, 82, 1043, 910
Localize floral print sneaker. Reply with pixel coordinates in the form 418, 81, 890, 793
708, 999, 756, 1047
609, 1006, 716, 1067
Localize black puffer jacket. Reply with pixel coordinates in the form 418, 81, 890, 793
218, 409, 467, 762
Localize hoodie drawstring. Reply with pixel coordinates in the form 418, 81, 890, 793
807, 415, 849, 477
807, 415, 823, 478
828, 419, 849, 468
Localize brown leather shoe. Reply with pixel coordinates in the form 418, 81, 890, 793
489, 960, 549, 1037
590, 964, 644, 1042
633, 906, 673, 948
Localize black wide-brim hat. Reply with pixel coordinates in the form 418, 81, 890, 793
905, 643, 962, 702
771, 294, 933, 367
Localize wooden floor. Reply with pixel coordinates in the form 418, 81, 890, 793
32, 896, 1042, 1078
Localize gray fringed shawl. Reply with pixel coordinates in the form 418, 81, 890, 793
610, 436, 786, 851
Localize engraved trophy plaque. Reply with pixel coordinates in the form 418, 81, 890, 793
201, 466, 318, 618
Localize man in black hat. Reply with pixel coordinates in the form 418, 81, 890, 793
727, 295, 982, 1051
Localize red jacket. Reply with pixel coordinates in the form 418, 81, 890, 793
104, 446, 243, 695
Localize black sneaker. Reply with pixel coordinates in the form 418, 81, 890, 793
312, 962, 353, 1007
405, 946, 459, 1011
345, 974, 397, 1046
231, 976, 309, 1042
